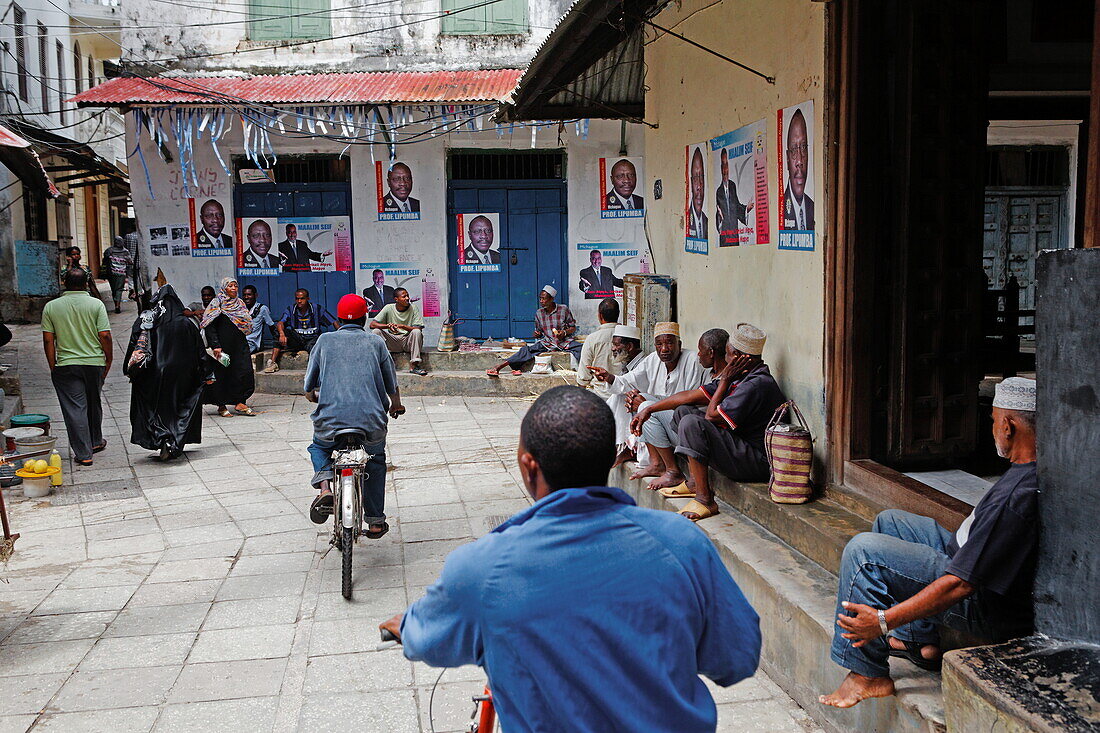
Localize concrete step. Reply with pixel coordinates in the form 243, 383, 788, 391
253, 348, 573, 374
255, 369, 577, 398
616, 477, 946, 733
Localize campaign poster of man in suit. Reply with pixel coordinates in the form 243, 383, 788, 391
279, 222, 332, 272
709, 118, 769, 247
779, 101, 816, 251
189, 198, 234, 256
376, 161, 421, 221
685, 144, 709, 254
457, 213, 502, 273
363, 268, 396, 317
600, 157, 644, 218
238, 218, 280, 274
578, 249, 624, 299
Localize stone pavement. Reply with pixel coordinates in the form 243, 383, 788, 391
0, 300, 821, 732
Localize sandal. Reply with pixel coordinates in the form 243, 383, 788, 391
92, 440, 107, 453
657, 482, 694, 498
679, 499, 719, 522
510, 370, 523, 376
888, 638, 942, 672
75, 459, 93, 467
409, 367, 428, 376
486, 369, 500, 378
216, 407, 233, 418
262, 363, 279, 374
234, 406, 258, 417
365, 521, 389, 539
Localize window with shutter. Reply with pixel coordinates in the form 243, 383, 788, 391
37, 22, 47, 113
249, 0, 330, 41
442, 0, 527, 35
87, 56, 93, 89
13, 6, 27, 101
74, 42, 82, 94
56, 40, 65, 123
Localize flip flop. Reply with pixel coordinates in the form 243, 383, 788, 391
679, 499, 719, 522
486, 369, 500, 378
216, 407, 233, 418
92, 440, 107, 453
234, 406, 258, 417
658, 482, 694, 498
510, 370, 523, 376
365, 521, 389, 539
888, 638, 942, 672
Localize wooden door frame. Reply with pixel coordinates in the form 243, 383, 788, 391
83, 186, 102, 277
824, 0, 971, 529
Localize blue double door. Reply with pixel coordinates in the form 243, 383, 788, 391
447, 180, 568, 340
233, 182, 354, 319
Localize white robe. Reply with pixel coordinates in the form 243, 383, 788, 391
608, 351, 710, 461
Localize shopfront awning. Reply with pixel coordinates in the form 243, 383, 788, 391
3, 119, 127, 192
69, 69, 524, 108
0, 122, 60, 197
495, 0, 671, 123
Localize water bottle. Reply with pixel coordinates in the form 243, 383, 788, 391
48, 449, 63, 486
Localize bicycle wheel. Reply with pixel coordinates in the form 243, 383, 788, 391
341, 525, 354, 599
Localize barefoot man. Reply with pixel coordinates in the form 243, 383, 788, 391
820, 377, 1040, 709
590, 322, 709, 480
628, 328, 729, 490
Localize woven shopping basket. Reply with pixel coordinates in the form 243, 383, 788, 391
764, 400, 814, 504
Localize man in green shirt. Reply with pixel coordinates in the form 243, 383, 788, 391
370, 287, 427, 375
42, 267, 112, 465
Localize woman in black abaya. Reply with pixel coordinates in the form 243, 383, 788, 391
124, 284, 207, 460
200, 277, 257, 417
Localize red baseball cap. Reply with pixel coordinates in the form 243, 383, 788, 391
337, 294, 367, 320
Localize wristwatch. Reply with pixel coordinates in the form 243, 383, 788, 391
877, 609, 889, 636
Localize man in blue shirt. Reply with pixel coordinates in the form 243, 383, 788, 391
380, 386, 761, 732
305, 294, 404, 537
264, 288, 336, 373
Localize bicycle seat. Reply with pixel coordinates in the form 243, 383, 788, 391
333, 428, 368, 449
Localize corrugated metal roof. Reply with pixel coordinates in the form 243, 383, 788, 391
0, 122, 32, 148
70, 69, 524, 107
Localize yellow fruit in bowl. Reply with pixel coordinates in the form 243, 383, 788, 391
33, 459, 48, 473
23, 459, 34, 470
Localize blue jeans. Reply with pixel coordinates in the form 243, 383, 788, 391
830, 510, 993, 678
308, 437, 387, 525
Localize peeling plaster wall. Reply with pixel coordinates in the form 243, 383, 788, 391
643, 0, 828, 455
122, 0, 571, 74
128, 114, 644, 345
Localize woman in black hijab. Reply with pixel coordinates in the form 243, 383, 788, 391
124, 284, 207, 460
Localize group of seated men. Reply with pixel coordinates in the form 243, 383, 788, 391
576, 296, 788, 522
183, 284, 429, 375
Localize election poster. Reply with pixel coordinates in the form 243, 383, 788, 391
189, 197, 234, 257
456, 213, 502, 274
236, 216, 353, 276
360, 261, 427, 317
685, 143, 710, 255
710, 119, 770, 246
576, 243, 640, 299
375, 161, 421, 221
778, 100, 816, 251
599, 156, 645, 219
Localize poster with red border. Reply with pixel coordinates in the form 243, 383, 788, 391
375, 161, 420, 221
599, 156, 645, 218
456, 213, 502, 273
777, 100, 816, 251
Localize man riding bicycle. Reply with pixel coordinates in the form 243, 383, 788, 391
306, 294, 404, 536
380, 386, 761, 732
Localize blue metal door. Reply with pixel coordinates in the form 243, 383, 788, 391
447, 180, 567, 340
233, 182, 353, 318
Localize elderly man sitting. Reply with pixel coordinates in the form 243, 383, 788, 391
628, 328, 730, 489
590, 322, 710, 474
600, 325, 645, 466
487, 285, 582, 377
672, 324, 786, 521
820, 378, 1039, 709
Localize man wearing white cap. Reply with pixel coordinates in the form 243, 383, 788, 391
486, 285, 582, 377
576, 298, 622, 398
821, 377, 1039, 710
673, 323, 786, 522
590, 321, 710, 468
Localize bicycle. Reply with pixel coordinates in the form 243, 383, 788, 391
378, 628, 497, 732
328, 428, 374, 599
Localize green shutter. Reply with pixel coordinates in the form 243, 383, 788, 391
250, 0, 330, 40
442, 0, 487, 34
487, 0, 526, 34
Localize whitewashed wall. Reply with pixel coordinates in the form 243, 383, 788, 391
128, 114, 645, 345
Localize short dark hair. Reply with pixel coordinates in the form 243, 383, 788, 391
66, 246, 80, 257
201, 285, 216, 296
394, 287, 409, 297
598, 297, 620, 323
372, 269, 383, 276
295, 288, 309, 297
700, 328, 729, 354
63, 266, 88, 290
242, 284, 257, 294
520, 386, 615, 491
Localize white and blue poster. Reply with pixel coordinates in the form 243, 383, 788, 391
576, 243, 641, 299
710, 119, 770, 247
